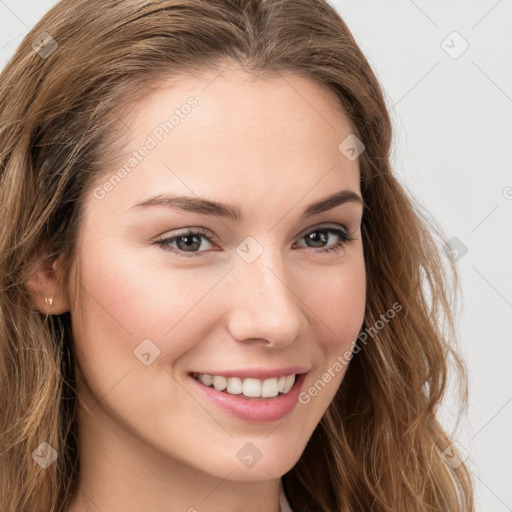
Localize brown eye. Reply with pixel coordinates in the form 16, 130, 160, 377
296, 226, 353, 254
154, 228, 215, 256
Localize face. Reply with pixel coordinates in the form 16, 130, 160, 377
66, 64, 366, 482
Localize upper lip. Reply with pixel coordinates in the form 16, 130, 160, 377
190, 366, 309, 380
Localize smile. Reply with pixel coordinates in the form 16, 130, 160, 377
191, 372, 296, 399
188, 371, 308, 423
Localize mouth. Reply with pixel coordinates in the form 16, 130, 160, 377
189, 371, 299, 400
187, 370, 308, 423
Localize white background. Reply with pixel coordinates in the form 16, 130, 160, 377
1, 1, 511, 510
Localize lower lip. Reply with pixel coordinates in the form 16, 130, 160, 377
188, 373, 307, 423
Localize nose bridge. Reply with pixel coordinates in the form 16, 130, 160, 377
225, 246, 307, 345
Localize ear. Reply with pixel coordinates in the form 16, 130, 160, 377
26, 253, 70, 315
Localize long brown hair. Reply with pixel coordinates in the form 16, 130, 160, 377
0, 1, 474, 510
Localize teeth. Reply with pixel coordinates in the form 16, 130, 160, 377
283, 375, 295, 393
212, 375, 227, 391
195, 373, 296, 398
200, 374, 213, 386
261, 378, 279, 398
227, 377, 243, 394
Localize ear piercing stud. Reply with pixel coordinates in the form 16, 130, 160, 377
44, 296, 54, 307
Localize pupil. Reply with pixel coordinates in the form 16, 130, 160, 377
178, 235, 200, 251
307, 230, 327, 248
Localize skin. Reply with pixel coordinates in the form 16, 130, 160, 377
30, 63, 366, 512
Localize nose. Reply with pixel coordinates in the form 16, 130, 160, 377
225, 251, 308, 348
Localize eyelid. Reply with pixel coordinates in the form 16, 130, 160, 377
154, 226, 215, 242
296, 222, 350, 238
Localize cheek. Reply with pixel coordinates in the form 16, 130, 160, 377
69, 249, 202, 435
292, 257, 365, 435
74, 241, 221, 338
306, 256, 366, 349
69, 243, 231, 404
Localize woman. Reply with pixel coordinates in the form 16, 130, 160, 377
0, 0, 474, 511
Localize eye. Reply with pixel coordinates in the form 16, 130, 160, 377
154, 227, 216, 257
153, 224, 354, 257
295, 225, 354, 254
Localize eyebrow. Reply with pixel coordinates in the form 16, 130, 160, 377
126, 189, 364, 221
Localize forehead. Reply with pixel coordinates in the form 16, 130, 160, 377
126, 65, 347, 128
127, 67, 349, 135
86, 66, 360, 217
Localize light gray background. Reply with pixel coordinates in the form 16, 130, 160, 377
1, 1, 511, 510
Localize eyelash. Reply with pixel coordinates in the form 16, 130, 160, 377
154, 225, 355, 258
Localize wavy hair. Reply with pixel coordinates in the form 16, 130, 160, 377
0, 0, 474, 510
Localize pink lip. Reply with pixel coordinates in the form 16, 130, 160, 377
189, 366, 308, 380
189, 371, 308, 423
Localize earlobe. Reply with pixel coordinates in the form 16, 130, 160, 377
26, 253, 70, 315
